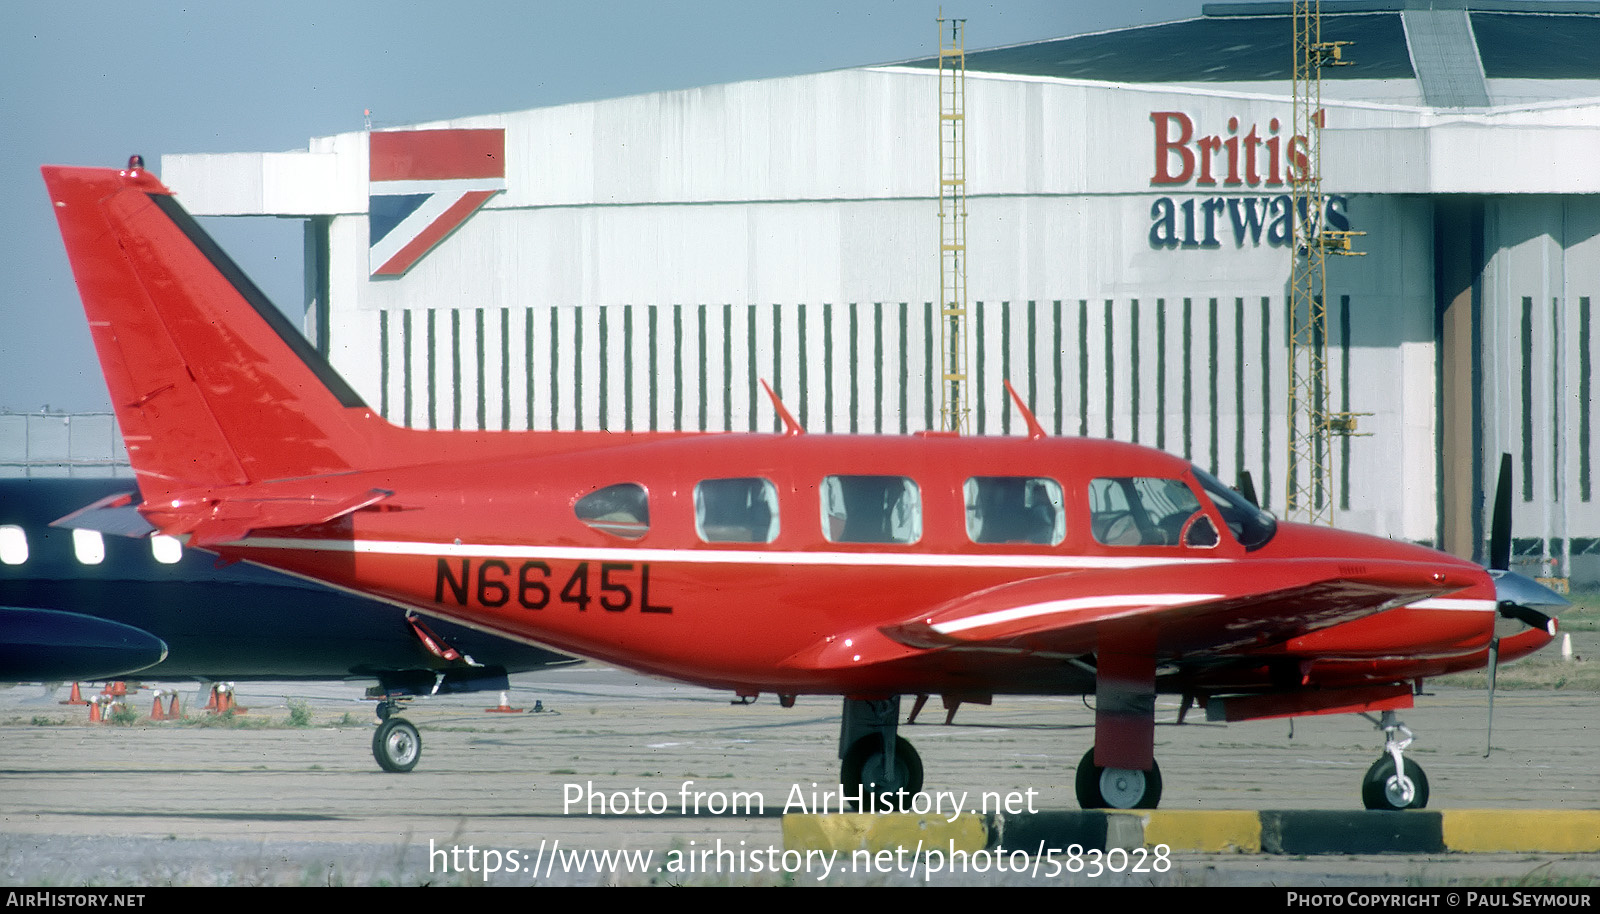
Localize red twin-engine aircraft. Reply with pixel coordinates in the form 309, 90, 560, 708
43, 161, 1563, 810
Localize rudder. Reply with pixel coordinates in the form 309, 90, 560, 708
43, 162, 382, 503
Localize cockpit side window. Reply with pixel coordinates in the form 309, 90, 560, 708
574, 483, 650, 540
1088, 477, 1218, 548
1191, 466, 1277, 550
695, 477, 779, 543
965, 476, 1064, 545
820, 475, 921, 544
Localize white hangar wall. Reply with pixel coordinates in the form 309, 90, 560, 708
163, 64, 1600, 575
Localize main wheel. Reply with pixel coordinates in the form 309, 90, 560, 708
1075, 747, 1162, 809
841, 735, 923, 810
1361, 755, 1428, 810
373, 717, 422, 773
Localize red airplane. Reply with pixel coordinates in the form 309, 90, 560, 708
43, 160, 1564, 810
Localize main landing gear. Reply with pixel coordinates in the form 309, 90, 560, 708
1074, 748, 1163, 809
1360, 710, 1428, 810
372, 697, 421, 773
839, 697, 923, 809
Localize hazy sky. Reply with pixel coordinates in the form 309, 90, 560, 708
2, 1, 1219, 412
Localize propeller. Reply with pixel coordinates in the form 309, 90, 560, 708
1236, 470, 1260, 509
1483, 453, 1568, 756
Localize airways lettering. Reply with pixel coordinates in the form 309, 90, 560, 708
434, 558, 671, 614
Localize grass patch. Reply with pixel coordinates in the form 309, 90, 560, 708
1436, 657, 1600, 690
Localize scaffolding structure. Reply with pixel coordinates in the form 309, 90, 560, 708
937, 14, 969, 434
1287, 0, 1362, 523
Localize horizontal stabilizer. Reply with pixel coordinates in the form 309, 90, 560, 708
50, 491, 156, 538
178, 487, 395, 547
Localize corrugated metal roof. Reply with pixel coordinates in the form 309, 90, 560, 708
897, 2, 1600, 87
900, 12, 1413, 82
1473, 10, 1600, 77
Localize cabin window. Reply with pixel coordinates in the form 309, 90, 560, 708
820, 475, 921, 544
695, 477, 779, 543
72, 529, 106, 565
965, 477, 1064, 545
0, 525, 27, 565
151, 534, 183, 565
1088, 477, 1218, 548
574, 483, 650, 540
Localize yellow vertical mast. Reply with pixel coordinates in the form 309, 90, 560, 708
1288, 0, 1360, 522
938, 13, 969, 433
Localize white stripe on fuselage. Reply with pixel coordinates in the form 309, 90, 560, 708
231, 538, 1488, 614
1404, 598, 1497, 612
235, 536, 1227, 571
931, 593, 1225, 634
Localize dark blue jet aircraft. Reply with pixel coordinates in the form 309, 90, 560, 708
0, 477, 577, 770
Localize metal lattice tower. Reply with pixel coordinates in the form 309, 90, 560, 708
937, 14, 969, 434
1287, 0, 1361, 523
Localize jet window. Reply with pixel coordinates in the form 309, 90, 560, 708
151, 534, 183, 565
1088, 477, 1218, 548
965, 476, 1064, 545
72, 529, 106, 565
0, 525, 27, 565
695, 477, 779, 543
821, 475, 921, 544
574, 483, 650, 540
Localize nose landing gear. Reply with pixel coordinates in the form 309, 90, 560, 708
1360, 710, 1428, 810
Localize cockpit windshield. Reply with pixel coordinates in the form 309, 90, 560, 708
1191, 466, 1277, 550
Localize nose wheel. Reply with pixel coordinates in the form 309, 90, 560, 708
373, 716, 422, 773
1360, 710, 1428, 810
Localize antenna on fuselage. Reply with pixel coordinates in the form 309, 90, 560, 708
1002, 381, 1046, 440
759, 380, 805, 436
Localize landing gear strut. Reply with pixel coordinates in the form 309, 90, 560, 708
1360, 710, 1428, 810
838, 697, 923, 809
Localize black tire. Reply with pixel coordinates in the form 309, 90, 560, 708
373, 717, 421, 773
375, 702, 392, 721
840, 735, 924, 810
1361, 755, 1428, 810
1074, 747, 1162, 809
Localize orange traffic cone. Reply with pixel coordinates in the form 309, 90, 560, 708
60, 682, 88, 706
485, 691, 523, 713
149, 691, 167, 721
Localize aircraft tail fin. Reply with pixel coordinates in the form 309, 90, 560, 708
43, 162, 388, 504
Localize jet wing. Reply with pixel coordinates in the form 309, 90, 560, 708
879, 559, 1460, 660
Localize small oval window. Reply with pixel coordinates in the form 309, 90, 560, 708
151, 534, 183, 565
575, 483, 650, 540
0, 525, 28, 565
72, 529, 106, 565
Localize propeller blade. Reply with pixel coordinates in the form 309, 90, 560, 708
1237, 470, 1259, 509
1484, 635, 1499, 758
1489, 453, 1512, 572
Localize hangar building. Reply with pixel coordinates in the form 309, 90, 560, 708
164, 0, 1600, 585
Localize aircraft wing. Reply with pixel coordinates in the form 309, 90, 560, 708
878, 559, 1458, 660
